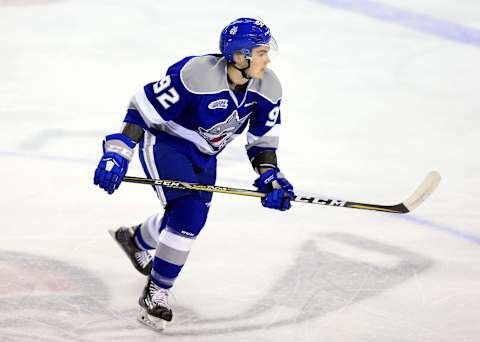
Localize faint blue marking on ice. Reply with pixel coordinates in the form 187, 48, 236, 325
400, 215, 480, 246
317, 0, 480, 48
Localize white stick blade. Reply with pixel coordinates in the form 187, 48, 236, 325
403, 171, 441, 211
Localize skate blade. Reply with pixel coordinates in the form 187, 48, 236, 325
137, 309, 168, 332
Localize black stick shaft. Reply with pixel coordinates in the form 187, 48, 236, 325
123, 176, 410, 214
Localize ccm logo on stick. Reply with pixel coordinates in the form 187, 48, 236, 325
157, 181, 182, 187
295, 197, 346, 206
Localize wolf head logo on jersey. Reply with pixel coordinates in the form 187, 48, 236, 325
198, 110, 250, 151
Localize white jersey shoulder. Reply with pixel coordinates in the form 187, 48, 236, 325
179, 55, 282, 104
180, 55, 228, 94
250, 68, 282, 104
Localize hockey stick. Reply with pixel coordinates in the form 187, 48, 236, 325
123, 171, 441, 214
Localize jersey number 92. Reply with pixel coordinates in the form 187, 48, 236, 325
154, 75, 180, 110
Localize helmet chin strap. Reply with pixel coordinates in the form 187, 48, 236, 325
232, 58, 251, 80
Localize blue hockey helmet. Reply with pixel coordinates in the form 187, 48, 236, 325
219, 18, 277, 63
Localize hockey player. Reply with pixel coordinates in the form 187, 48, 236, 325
93, 18, 294, 330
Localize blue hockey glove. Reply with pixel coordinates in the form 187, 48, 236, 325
253, 168, 295, 211
93, 133, 135, 194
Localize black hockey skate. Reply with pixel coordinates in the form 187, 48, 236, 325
108, 226, 153, 276
138, 278, 173, 331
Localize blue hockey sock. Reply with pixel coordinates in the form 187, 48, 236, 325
149, 195, 209, 288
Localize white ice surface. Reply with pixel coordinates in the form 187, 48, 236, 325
1, 0, 479, 341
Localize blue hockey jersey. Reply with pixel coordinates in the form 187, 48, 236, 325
123, 54, 282, 169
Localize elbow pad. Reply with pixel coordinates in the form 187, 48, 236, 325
250, 150, 277, 174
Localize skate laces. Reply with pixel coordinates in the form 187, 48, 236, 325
149, 282, 170, 308
134, 251, 152, 268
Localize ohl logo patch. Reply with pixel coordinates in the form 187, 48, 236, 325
207, 99, 229, 110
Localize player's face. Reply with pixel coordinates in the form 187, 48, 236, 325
248, 45, 271, 79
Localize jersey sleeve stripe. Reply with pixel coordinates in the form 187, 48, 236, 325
131, 88, 168, 127
246, 124, 280, 145
246, 134, 279, 150
123, 108, 148, 130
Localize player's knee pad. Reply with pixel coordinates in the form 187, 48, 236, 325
166, 195, 209, 237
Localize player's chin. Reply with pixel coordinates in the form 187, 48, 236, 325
251, 69, 265, 79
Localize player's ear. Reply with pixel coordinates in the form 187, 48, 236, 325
233, 52, 247, 66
